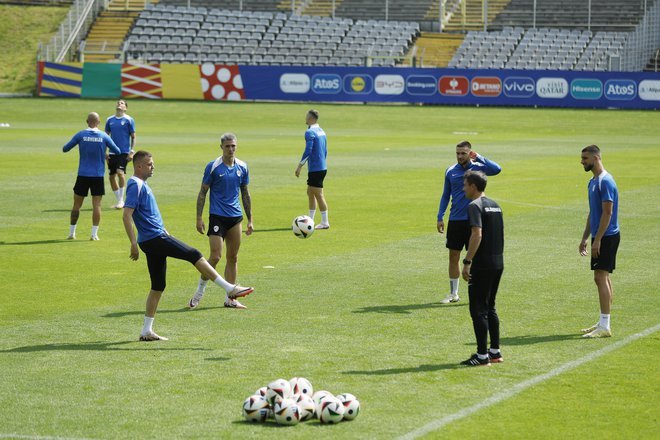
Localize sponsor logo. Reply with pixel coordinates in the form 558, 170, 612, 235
471, 77, 502, 97
374, 74, 405, 95
439, 76, 469, 96
280, 73, 310, 94
570, 79, 603, 100
343, 74, 373, 94
604, 79, 636, 100
311, 74, 341, 94
503, 77, 535, 98
639, 79, 660, 101
536, 77, 569, 98
406, 75, 437, 95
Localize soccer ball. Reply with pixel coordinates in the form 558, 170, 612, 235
242, 395, 269, 422
337, 393, 360, 420
273, 398, 301, 425
292, 215, 314, 239
312, 390, 333, 408
295, 394, 316, 421
266, 378, 292, 406
289, 377, 314, 397
254, 386, 267, 398
318, 396, 345, 424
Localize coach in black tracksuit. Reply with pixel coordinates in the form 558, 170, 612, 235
460, 170, 505, 367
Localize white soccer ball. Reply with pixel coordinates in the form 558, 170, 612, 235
337, 393, 360, 420
295, 394, 316, 421
242, 395, 269, 422
273, 398, 301, 425
289, 377, 314, 397
292, 215, 314, 239
266, 378, 292, 406
254, 386, 267, 398
318, 396, 345, 424
312, 390, 333, 408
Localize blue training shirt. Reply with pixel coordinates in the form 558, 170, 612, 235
300, 124, 327, 172
124, 176, 167, 243
203, 157, 249, 217
105, 115, 135, 154
437, 155, 502, 221
588, 170, 619, 237
62, 128, 120, 177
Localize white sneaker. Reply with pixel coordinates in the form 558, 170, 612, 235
581, 323, 599, 333
139, 331, 169, 341
66, 234, 76, 240
188, 291, 204, 309
224, 298, 247, 309
315, 223, 330, 230
582, 326, 612, 338
112, 201, 125, 209
440, 293, 460, 304
228, 284, 254, 299
90, 235, 100, 241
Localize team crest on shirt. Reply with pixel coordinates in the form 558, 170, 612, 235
121, 120, 125, 125
237, 170, 242, 177
214, 226, 219, 232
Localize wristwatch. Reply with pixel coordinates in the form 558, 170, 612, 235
463, 258, 472, 265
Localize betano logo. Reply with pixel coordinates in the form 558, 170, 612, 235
311, 74, 341, 94
343, 74, 373, 94
439, 76, 469, 96
536, 77, 568, 98
280, 73, 310, 94
604, 79, 636, 100
374, 74, 405, 95
471, 77, 502, 97
570, 79, 603, 100
503, 77, 535, 98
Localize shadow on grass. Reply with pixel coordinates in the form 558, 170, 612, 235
0, 239, 83, 246
251, 228, 292, 233
102, 306, 225, 318
205, 357, 231, 362
352, 302, 466, 314
42, 208, 92, 213
0, 340, 211, 353
499, 333, 582, 345
231, 420, 321, 428
343, 363, 461, 375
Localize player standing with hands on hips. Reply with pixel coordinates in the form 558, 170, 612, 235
105, 99, 136, 209
63, 112, 120, 241
460, 171, 504, 366
579, 145, 619, 338
295, 109, 330, 230
437, 141, 501, 304
189, 133, 253, 310
123, 151, 253, 341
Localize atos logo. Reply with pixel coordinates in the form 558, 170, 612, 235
570, 79, 603, 100
406, 75, 437, 95
343, 74, 373, 94
471, 77, 502, 97
439, 76, 469, 96
604, 79, 636, 100
311, 74, 341, 94
503, 77, 535, 98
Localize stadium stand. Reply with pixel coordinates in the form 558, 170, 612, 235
449, 26, 523, 69
332, 0, 435, 22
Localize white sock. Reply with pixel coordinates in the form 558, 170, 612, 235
91, 225, 99, 237
599, 313, 611, 330
489, 348, 500, 354
114, 189, 122, 203
142, 316, 154, 335
309, 209, 316, 220
321, 210, 328, 225
69, 224, 77, 236
213, 275, 234, 292
477, 353, 488, 360
449, 278, 459, 295
196, 278, 208, 295
118, 187, 124, 201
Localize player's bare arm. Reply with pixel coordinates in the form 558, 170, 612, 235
122, 207, 139, 261
462, 226, 482, 281
196, 184, 210, 234
241, 184, 253, 235
437, 220, 445, 234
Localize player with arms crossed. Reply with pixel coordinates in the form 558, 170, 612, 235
295, 109, 330, 229
579, 145, 619, 338
123, 151, 253, 341
105, 99, 136, 209
63, 112, 120, 240
437, 141, 501, 304
189, 133, 253, 310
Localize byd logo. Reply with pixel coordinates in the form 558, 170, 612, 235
311, 74, 341, 94
374, 75, 405, 95
503, 77, 535, 98
604, 79, 636, 100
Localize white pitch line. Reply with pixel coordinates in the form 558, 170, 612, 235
398, 323, 660, 440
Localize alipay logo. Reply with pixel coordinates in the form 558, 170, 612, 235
604, 79, 636, 100
570, 79, 603, 100
503, 77, 535, 98
312, 74, 341, 94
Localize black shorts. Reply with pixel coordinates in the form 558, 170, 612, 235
208, 214, 243, 237
591, 232, 620, 273
108, 153, 129, 175
446, 220, 471, 251
138, 234, 204, 291
307, 170, 327, 188
73, 176, 105, 197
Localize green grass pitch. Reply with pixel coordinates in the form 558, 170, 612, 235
0, 98, 658, 439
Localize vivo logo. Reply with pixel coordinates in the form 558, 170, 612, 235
604, 80, 636, 100
503, 77, 535, 98
311, 74, 341, 94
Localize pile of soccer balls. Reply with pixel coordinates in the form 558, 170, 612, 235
242, 377, 360, 425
